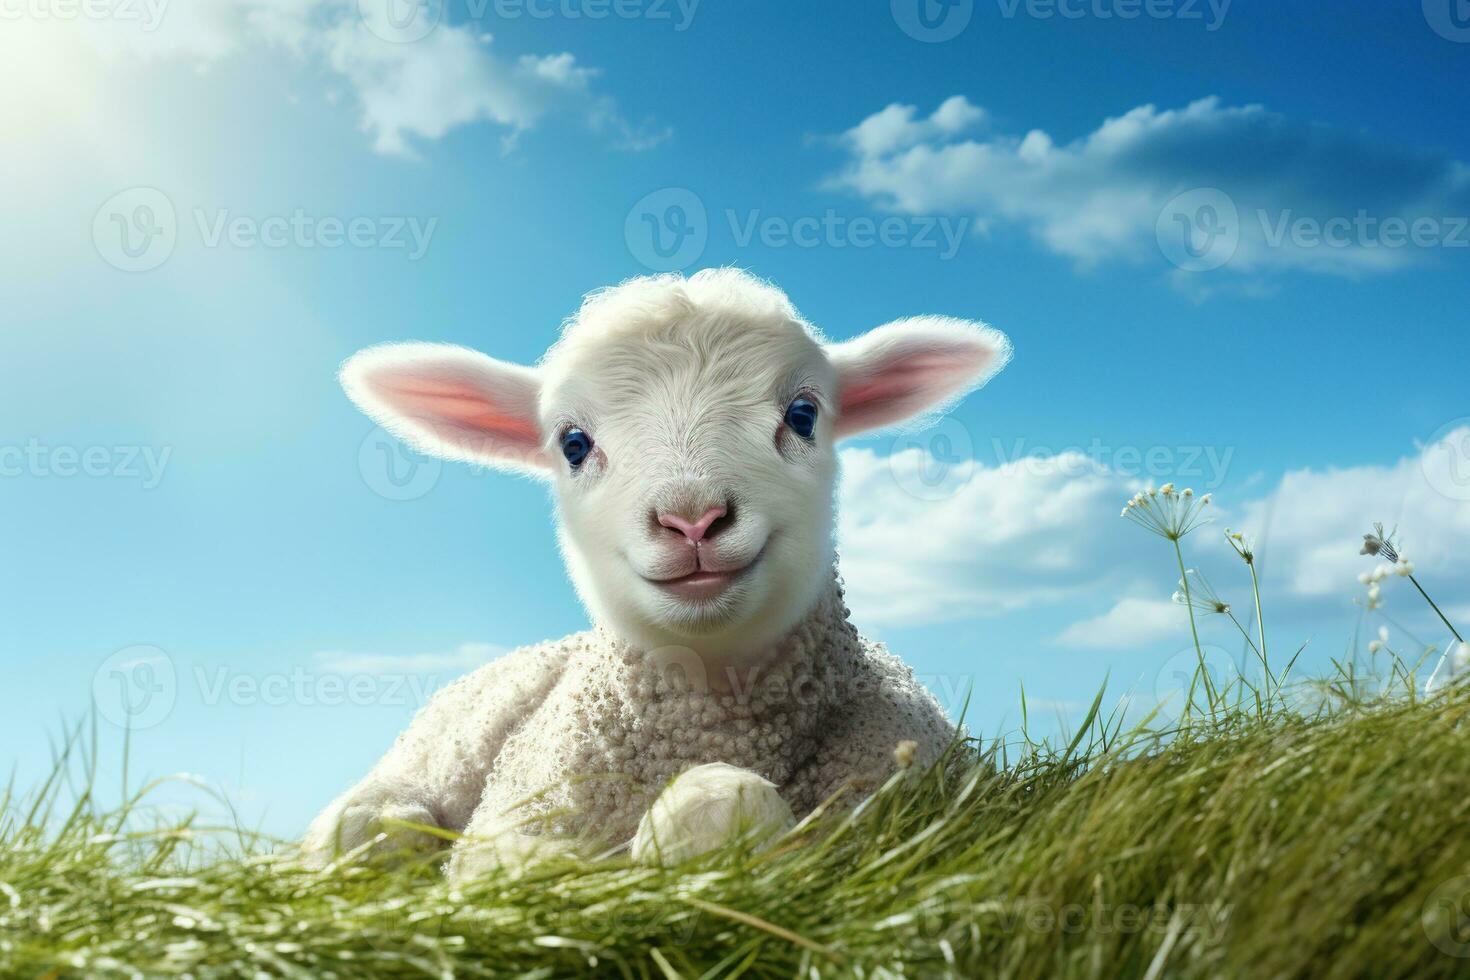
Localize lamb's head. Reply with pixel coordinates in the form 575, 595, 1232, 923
341, 269, 1010, 658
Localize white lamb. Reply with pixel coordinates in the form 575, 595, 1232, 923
305, 268, 1011, 872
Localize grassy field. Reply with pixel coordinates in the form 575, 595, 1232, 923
6, 673, 1470, 979
7, 502, 1467, 977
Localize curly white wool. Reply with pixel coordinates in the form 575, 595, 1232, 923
307, 576, 954, 871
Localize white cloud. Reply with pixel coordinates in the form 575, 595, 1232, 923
838, 426, 1470, 644
828, 95, 1470, 279
837, 445, 1141, 625
1236, 426, 1470, 604
844, 95, 986, 158
21, 0, 663, 157
313, 641, 505, 675
323, 24, 596, 155
1053, 598, 1184, 650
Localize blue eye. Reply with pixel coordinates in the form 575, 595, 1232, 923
784, 397, 818, 439
560, 428, 593, 468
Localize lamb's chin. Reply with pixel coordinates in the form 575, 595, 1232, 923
649, 585, 752, 634
610, 578, 766, 648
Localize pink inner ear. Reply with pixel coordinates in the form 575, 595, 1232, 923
837, 347, 986, 435
375, 375, 541, 445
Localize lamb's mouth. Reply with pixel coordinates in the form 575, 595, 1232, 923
643, 547, 765, 603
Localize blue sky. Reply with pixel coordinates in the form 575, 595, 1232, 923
2, 0, 1468, 836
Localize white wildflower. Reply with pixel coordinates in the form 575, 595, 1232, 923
1224, 527, 1255, 565
1174, 569, 1231, 616
1359, 523, 1400, 562
1121, 484, 1213, 541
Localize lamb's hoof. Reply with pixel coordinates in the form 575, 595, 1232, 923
631, 763, 795, 866
308, 804, 442, 864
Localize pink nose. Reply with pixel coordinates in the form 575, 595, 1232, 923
658, 505, 727, 544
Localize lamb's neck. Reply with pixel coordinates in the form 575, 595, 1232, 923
596, 577, 860, 707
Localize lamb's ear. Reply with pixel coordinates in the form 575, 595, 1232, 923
826, 316, 1011, 438
340, 342, 549, 476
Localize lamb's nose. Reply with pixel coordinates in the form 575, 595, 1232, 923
658, 505, 727, 544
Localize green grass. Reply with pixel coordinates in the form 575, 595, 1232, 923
7, 672, 1470, 979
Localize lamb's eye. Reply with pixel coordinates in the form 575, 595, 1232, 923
560, 428, 593, 468
784, 397, 818, 440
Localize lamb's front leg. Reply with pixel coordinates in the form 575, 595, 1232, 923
302, 642, 571, 864
630, 763, 795, 865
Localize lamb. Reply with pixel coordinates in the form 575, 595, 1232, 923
304, 268, 1011, 871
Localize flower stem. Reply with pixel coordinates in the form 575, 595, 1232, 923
1246, 560, 1272, 697
1226, 611, 1262, 660
1172, 538, 1215, 718
1407, 574, 1465, 645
